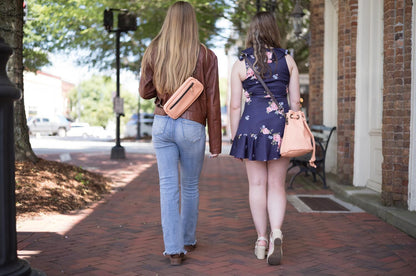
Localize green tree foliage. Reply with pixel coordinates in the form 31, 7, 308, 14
24, 0, 227, 138
23, 0, 227, 73
226, 0, 310, 73
219, 77, 228, 107
68, 75, 136, 128
138, 98, 155, 114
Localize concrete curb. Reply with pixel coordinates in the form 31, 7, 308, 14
327, 174, 416, 239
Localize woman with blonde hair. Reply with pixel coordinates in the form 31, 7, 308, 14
229, 12, 301, 265
139, 1, 221, 266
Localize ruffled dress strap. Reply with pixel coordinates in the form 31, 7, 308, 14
273, 48, 289, 60
239, 47, 288, 61
239, 48, 254, 61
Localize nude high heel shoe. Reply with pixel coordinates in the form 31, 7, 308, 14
254, 237, 268, 260
267, 229, 283, 265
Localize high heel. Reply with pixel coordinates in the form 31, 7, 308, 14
254, 237, 268, 259
267, 229, 283, 265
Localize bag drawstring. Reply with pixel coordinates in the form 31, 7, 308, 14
303, 118, 316, 168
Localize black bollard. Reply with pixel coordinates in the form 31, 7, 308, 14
0, 37, 44, 276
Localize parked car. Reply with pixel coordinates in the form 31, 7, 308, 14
27, 115, 71, 137
67, 122, 93, 138
124, 113, 154, 138
67, 122, 112, 139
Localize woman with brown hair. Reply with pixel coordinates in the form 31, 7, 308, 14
229, 12, 301, 265
139, 1, 222, 266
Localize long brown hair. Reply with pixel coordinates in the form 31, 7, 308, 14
245, 12, 281, 78
141, 1, 200, 95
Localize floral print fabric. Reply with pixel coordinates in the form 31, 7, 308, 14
230, 47, 290, 161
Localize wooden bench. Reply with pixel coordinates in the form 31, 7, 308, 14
287, 125, 336, 189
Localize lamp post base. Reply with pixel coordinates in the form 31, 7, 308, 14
110, 145, 125, 159
0, 259, 45, 276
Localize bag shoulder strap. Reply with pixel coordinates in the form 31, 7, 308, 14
302, 117, 316, 168
242, 53, 284, 114
242, 53, 280, 107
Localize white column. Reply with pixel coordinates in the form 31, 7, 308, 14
323, 0, 338, 173
408, 2, 416, 211
353, 0, 384, 191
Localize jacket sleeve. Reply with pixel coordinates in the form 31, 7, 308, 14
139, 61, 157, 100
204, 50, 222, 155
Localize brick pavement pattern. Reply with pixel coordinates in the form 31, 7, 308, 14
17, 153, 416, 275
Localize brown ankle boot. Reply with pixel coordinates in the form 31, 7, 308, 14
169, 253, 185, 266
184, 244, 197, 252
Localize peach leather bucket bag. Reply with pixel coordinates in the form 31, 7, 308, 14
280, 110, 316, 167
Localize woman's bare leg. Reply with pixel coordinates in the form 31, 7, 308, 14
245, 160, 268, 245
267, 157, 290, 231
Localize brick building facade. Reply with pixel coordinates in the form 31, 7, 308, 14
309, 0, 415, 210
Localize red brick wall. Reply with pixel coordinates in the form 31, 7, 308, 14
308, 0, 325, 125
336, 0, 358, 185
381, 0, 413, 207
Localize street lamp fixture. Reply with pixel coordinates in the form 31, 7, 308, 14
290, 0, 305, 38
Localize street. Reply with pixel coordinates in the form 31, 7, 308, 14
30, 136, 156, 155
30, 135, 233, 157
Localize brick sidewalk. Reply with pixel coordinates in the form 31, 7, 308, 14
17, 153, 416, 275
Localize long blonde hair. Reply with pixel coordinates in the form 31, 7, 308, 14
141, 1, 200, 95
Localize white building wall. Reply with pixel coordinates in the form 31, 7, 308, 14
24, 71, 65, 118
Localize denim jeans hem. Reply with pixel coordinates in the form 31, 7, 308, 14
163, 249, 186, 256
184, 240, 197, 246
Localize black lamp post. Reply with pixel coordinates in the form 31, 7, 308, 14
256, 0, 261, 11
104, 9, 136, 159
256, 0, 277, 12
136, 97, 141, 140
0, 37, 44, 276
290, 0, 306, 38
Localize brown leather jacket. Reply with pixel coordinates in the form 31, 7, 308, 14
139, 45, 222, 154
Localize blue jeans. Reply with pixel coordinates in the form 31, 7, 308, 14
152, 115, 206, 255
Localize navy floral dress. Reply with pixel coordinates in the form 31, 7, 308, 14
230, 47, 290, 161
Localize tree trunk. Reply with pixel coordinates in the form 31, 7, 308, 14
1, 0, 38, 163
